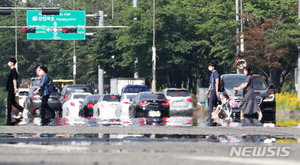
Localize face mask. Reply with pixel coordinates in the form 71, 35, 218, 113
8, 62, 12, 67
208, 67, 213, 71
38, 70, 44, 75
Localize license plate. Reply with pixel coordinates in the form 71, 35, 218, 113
173, 102, 185, 106
149, 111, 161, 117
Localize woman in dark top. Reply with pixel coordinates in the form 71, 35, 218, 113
234, 67, 262, 123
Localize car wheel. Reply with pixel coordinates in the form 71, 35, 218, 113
97, 108, 100, 118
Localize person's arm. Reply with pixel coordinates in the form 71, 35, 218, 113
33, 76, 45, 95
33, 87, 41, 95
234, 82, 248, 91
206, 84, 211, 96
13, 78, 18, 94
215, 78, 219, 97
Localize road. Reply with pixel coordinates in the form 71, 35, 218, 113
0, 126, 299, 165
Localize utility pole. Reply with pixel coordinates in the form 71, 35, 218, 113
297, 0, 300, 98
15, 1, 18, 70
240, 0, 244, 53
152, 0, 156, 92
98, 65, 104, 94
73, 0, 76, 84
112, 0, 114, 19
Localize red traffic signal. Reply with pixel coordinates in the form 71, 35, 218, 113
62, 28, 77, 33
21, 28, 36, 33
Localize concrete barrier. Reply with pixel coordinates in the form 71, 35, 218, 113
276, 110, 300, 119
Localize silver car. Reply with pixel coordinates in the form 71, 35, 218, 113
163, 88, 193, 116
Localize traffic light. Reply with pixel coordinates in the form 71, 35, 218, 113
62, 28, 77, 33
0, 9, 12, 15
42, 9, 60, 15
21, 28, 36, 33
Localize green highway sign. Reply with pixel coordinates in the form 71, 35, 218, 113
27, 10, 86, 40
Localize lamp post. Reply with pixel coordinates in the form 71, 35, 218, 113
151, 0, 156, 92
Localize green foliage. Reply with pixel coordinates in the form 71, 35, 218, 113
0, 0, 299, 95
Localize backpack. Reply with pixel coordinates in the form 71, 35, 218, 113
47, 79, 57, 93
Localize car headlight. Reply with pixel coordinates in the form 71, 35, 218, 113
263, 94, 275, 102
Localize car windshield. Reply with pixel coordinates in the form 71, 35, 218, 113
223, 75, 246, 90
73, 95, 88, 99
253, 77, 267, 89
103, 95, 121, 102
222, 75, 268, 90
140, 93, 166, 101
166, 90, 190, 97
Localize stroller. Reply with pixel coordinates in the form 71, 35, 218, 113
213, 93, 237, 126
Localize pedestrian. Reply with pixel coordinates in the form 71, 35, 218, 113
234, 67, 263, 126
6, 58, 24, 126
206, 63, 220, 126
33, 66, 55, 126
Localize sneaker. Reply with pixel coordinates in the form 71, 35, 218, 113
18, 119, 28, 125
13, 112, 22, 119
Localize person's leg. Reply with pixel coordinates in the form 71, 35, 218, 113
6, 92, 13, 125
257, 110, 263, 121
208, 89, 216, 126
41, 95, 49, 125
11, 93, 23, 113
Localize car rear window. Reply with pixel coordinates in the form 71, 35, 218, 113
87, 96, 101, 103
19, 91, 29, 96
103, 95, 121, 102
123, 87, 149, 93
73, 95, 88, 99
140, 93, 166, 100
166, 90, 190, 97
66, 86, 93, 94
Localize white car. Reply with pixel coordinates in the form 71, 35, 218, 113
116, 93, 137, 121
62, 92, 91, 118
93, 95, 121, 119
163, 88, 194, 116
17, 88, 29, 108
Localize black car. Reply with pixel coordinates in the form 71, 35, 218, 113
219, 74, 276, 124
60, 84, 94, 104
25, 86, 62, 119
79, 95, 101, 118
129, 92, 170, 118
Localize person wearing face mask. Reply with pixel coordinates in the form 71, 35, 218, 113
6, 58, 24, 125
33, 66, 54, 126
205, 63, 220, 126
234, 67, 263, 126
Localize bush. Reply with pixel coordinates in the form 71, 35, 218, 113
276, 92, 300, 110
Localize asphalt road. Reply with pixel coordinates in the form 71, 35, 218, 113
0, 126, 299, 165
0, 126, 300, 137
